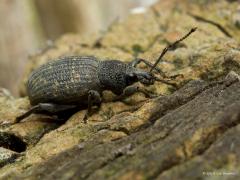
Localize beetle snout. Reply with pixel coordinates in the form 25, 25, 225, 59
139, 73, 154, 85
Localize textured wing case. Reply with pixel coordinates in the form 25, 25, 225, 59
27, 56, 101, 105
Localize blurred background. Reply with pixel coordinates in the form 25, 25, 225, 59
0, 0, 158, 96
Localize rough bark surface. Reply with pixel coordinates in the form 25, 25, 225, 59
0, 0, 240, 179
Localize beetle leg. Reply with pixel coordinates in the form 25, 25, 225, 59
112, 85, 157, 102
137, 87, 159, 98
112, 86, 137, 101
83, 90, 101, 123
16, 105, 41, 123
16, 103, 76, 123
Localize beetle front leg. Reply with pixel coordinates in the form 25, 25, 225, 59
83, 90, 102, 123
112, 85, 157, 102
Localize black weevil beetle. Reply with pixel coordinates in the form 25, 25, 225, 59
16, 28, 197, 123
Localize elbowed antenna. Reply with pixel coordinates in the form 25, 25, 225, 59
149, 27, 197, 73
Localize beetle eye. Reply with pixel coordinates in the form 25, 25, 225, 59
126, 74, 137, 85
129, 73, 134, 77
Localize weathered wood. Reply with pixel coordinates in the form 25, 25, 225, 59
5, 74, 240, 180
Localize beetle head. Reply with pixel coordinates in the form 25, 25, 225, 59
126, 67, 155, 86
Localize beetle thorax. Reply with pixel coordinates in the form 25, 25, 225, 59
98, 60, 128, 95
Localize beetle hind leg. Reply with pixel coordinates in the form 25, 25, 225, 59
16, 105, 41, 123
16, 103, 76, 123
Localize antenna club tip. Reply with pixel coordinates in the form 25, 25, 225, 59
191, 27, 198, 32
